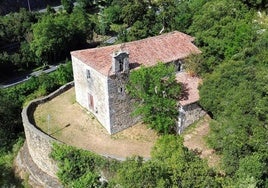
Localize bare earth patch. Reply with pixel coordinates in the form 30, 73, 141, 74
34, 87, 158, 159
183, 115, 221, 167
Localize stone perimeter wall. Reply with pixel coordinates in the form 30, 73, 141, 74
18, 82, 74, 187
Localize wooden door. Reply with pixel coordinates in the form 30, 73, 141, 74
88, 94, 94, 109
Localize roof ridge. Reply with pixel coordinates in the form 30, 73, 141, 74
71, 31, 200, 76
71, 31, 190, 55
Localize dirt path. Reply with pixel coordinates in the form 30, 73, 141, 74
183, 115, 220, 167
34, 88, 158, 160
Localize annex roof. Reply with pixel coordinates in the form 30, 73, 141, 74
177, 72, 201, 106
71, 31, 201, 76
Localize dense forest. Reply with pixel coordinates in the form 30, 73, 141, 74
0, 0, 267, 187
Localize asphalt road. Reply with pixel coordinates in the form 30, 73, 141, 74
0, 65, 58, 89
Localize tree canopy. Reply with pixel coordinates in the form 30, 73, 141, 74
127, 63, 181, 134
30, 10, 93, 64
199, 18, 268, 186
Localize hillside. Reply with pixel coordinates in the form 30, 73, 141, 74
0, 0, 267, 187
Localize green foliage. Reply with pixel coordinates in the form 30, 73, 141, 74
188, 0, 255, 73
104, 0, 201, 41
0, 61, 73, 186
51, 143, 103, 185
30, 11, 93, 64
61, 0, 74, 14
154, 0, 197, 32
183, 54, 204, 76
0, 8, 37, 43
76, 0, 98, 12
151, 135, 219, 187
54, 62, 74, 85
99, 4, 122, 34
53, 135, 219, 187
0, 89, 24, 151
240, 0, 268, 9
0, 136, 24, 187
199, 25, 268, 185
71, 172, 101, 188
0, 9, 39, 74
51, 143, 119, 187
235, 153, 267, 186
113, 135, 219, 187
127, 63, 181, 134
115, 156, 172, 188
46, 5, 56, 14
120, 0, 148, 26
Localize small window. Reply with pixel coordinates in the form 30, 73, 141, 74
118, 87, 124, 93
176, 61, 183, 72
119, 60, 124, 72
177, 63, 182, 72
86, 69, 91, 79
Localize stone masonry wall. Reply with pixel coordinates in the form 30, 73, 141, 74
71, 56, 111, 133
108, 73, 140, 134
177, 102, 206, 134
19, 82, 74, 187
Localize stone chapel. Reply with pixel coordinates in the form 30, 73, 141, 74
71, 31, 205, 134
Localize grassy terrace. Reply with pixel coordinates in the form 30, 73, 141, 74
34, 87, 219, 166
33, 87, 158, 159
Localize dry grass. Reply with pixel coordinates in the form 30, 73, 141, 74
183, 115, 221, 168
34, 88, 158, 159
34, 87, 220, 167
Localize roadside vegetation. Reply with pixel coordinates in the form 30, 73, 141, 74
0, 0, 267, 187
0, 62, 73, 186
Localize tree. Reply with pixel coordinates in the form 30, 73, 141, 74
115, 157, 172, 188
76, 0, 97, 12
46, 5, 56, 14
126, 62, 181, 134
151, 135, 219, 187
126, 7, 162, 41
98, 4, 122, 34
0, 90, 22, 150
61, 0, 74, 14
235, 154, 267, 187
199, 27, 268, 181
113, 135, 219, 187
240, 0, 268, 9
188, 0, 255, 73
30, 12, 92, 64
120, 0, 148, 26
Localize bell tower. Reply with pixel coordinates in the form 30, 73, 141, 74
112, 51, 129, 74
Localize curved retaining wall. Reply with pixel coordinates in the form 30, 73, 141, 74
20, 82, 74, 187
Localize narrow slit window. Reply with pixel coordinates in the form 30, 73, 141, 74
118, 87, 124, 93
119, 60, 124, 72
86, 69, 91, 79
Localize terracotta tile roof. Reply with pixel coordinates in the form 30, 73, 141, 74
176, 72, 201, 106
71, 31, 201, 76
